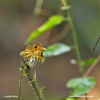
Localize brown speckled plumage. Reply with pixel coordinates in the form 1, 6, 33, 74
20, 41, 46, 69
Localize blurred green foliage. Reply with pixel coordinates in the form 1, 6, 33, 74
65, 97, 76, 100
61, 5, 71, 10
25, 15, 65, 44
66, 77, 96, 97
25, 9, 97, 100
0, 0, 99, 100
43, 43, 72, 57
76, 58, 96, 67
19, 0, 98, 100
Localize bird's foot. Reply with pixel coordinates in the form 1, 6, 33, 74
30, 74, 37, 82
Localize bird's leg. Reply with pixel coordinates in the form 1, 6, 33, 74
30, 69, 37, 82
34, 69, 37, 81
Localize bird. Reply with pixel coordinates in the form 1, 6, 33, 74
20, 41, 46, 81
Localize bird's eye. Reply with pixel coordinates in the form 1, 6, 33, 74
34, 45, 37, 48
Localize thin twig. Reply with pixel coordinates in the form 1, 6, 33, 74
61, 0, 83, 74
84, 55, 100, 77
61, 1, 88, 100
33, 0, 43, 16
31, 0, 44, 26
26, 68, 45, 100
18, 69, 23, 100
26, 0, 44, 45
93, 37, 100, 52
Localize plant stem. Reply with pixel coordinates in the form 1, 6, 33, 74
31, 0, 43, 26
84, 55, 100, 77
18, 69, 23, 100
33, 0, 43, 16
26, 68, 45, 100
61, 0, 83, 74
25, 0, 44, 45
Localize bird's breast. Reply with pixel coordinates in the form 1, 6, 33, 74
22, 56, 42, 68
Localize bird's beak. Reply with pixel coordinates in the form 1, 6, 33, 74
42, 47, 46, 51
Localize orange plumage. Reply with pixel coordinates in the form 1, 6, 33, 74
20, 41, 46, 69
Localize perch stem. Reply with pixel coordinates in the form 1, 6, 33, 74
26, 68, 45, 100
18, 68, 23, 100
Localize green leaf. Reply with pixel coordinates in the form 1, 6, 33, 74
66, 77, 96, 96
25, 15, 65, 44
76, 58, 96, 67
43, 43, 72, 57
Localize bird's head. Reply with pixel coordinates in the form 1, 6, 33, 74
24, 41, 46, 52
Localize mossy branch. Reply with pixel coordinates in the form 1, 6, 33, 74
18, 66, 45, 100
25, 67, 45, 100
18, 69, 23, 100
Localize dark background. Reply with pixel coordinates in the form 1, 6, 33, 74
0, 0, 100, 100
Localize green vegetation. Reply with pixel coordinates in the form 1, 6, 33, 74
21, 0, 98, 100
